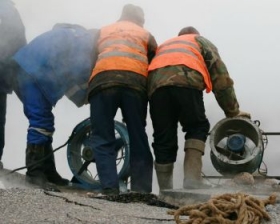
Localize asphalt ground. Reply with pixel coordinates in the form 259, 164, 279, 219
1, 168, 280, 224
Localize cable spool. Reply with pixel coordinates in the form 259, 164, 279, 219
209, 117, 264, 176
67, 118, 130, 190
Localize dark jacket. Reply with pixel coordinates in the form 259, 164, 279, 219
0, 0, 26, 93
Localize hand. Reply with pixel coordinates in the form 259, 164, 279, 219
236, 110, 251, 119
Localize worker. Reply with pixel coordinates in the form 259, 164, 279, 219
88, 4, 157, 195
11, 23, 98, 187
0, 0, 27, 169
148, 26, 251, 191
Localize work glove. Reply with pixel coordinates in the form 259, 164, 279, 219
235, 110, 251, 119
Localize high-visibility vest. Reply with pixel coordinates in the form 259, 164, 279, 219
148, 34, 212, 93
89, 21, 150, 82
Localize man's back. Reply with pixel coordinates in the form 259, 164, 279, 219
88, 4, 157, 97
13, 24, 98, 106
92, 21, 150, 77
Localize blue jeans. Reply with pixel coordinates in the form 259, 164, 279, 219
0, 92, 7, 160
15, 70, 54, 145
89, 87, 153, 193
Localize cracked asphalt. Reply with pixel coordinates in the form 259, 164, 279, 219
1, 168, 280, 224
0, 188, 175, 224
0, 168, 176, 224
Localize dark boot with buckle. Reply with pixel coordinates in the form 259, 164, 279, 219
44, 144, 69, 186
26, 144, 49, 187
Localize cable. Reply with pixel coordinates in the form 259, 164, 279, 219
1, 126, 77, 177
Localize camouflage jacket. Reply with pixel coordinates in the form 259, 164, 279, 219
147, 35, 240, 118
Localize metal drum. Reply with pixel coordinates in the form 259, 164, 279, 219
209, 117, 264, 176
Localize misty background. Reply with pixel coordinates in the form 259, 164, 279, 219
3, 0, 280, 193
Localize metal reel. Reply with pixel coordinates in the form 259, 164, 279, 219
67, 118, 130, 190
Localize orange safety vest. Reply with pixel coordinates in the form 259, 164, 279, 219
89, 21, 150, 82
148, 34, 212, 93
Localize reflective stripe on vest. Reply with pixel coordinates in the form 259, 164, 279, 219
148, 34, 212, 93
89, 21, 150, 81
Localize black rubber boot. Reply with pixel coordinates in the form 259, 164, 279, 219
44, 144, 69, 186
25, 144, 49, 187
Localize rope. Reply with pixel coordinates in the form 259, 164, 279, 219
167, 192, 277, 224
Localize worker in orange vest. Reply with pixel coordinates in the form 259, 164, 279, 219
148, 26, 251, 191
88, 4, 157, 195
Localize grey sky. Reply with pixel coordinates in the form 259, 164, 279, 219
4, 0, 280, 192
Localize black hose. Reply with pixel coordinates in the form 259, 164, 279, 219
2, 126, 77, 176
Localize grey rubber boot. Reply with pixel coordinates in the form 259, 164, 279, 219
183, 139, 210, 189
154, 162, 174, 191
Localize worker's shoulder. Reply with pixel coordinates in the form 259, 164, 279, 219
195, 35, 218, 52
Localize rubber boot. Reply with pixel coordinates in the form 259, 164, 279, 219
183, 139, 211, 189
154, 162, 174, 191
44, 144, 69, 186
25, 144, 49, 187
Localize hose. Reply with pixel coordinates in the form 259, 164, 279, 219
1, 126, 77, 177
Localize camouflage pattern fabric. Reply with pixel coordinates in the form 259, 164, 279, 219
147, 35, 240, 118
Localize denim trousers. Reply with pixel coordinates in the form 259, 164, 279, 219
89, 87, 153, 193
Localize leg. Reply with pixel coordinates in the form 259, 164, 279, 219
183, 139, 208, 188
150, 87, 179, 164
176, 88, 210, 188
0, 92, 6, 167
121, 88, 153, 193
149, 87, 179, 191
178, 89, 210, 143
89, 88, 120, 194
16, 70, 55, 146
16, 70, 67, 186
